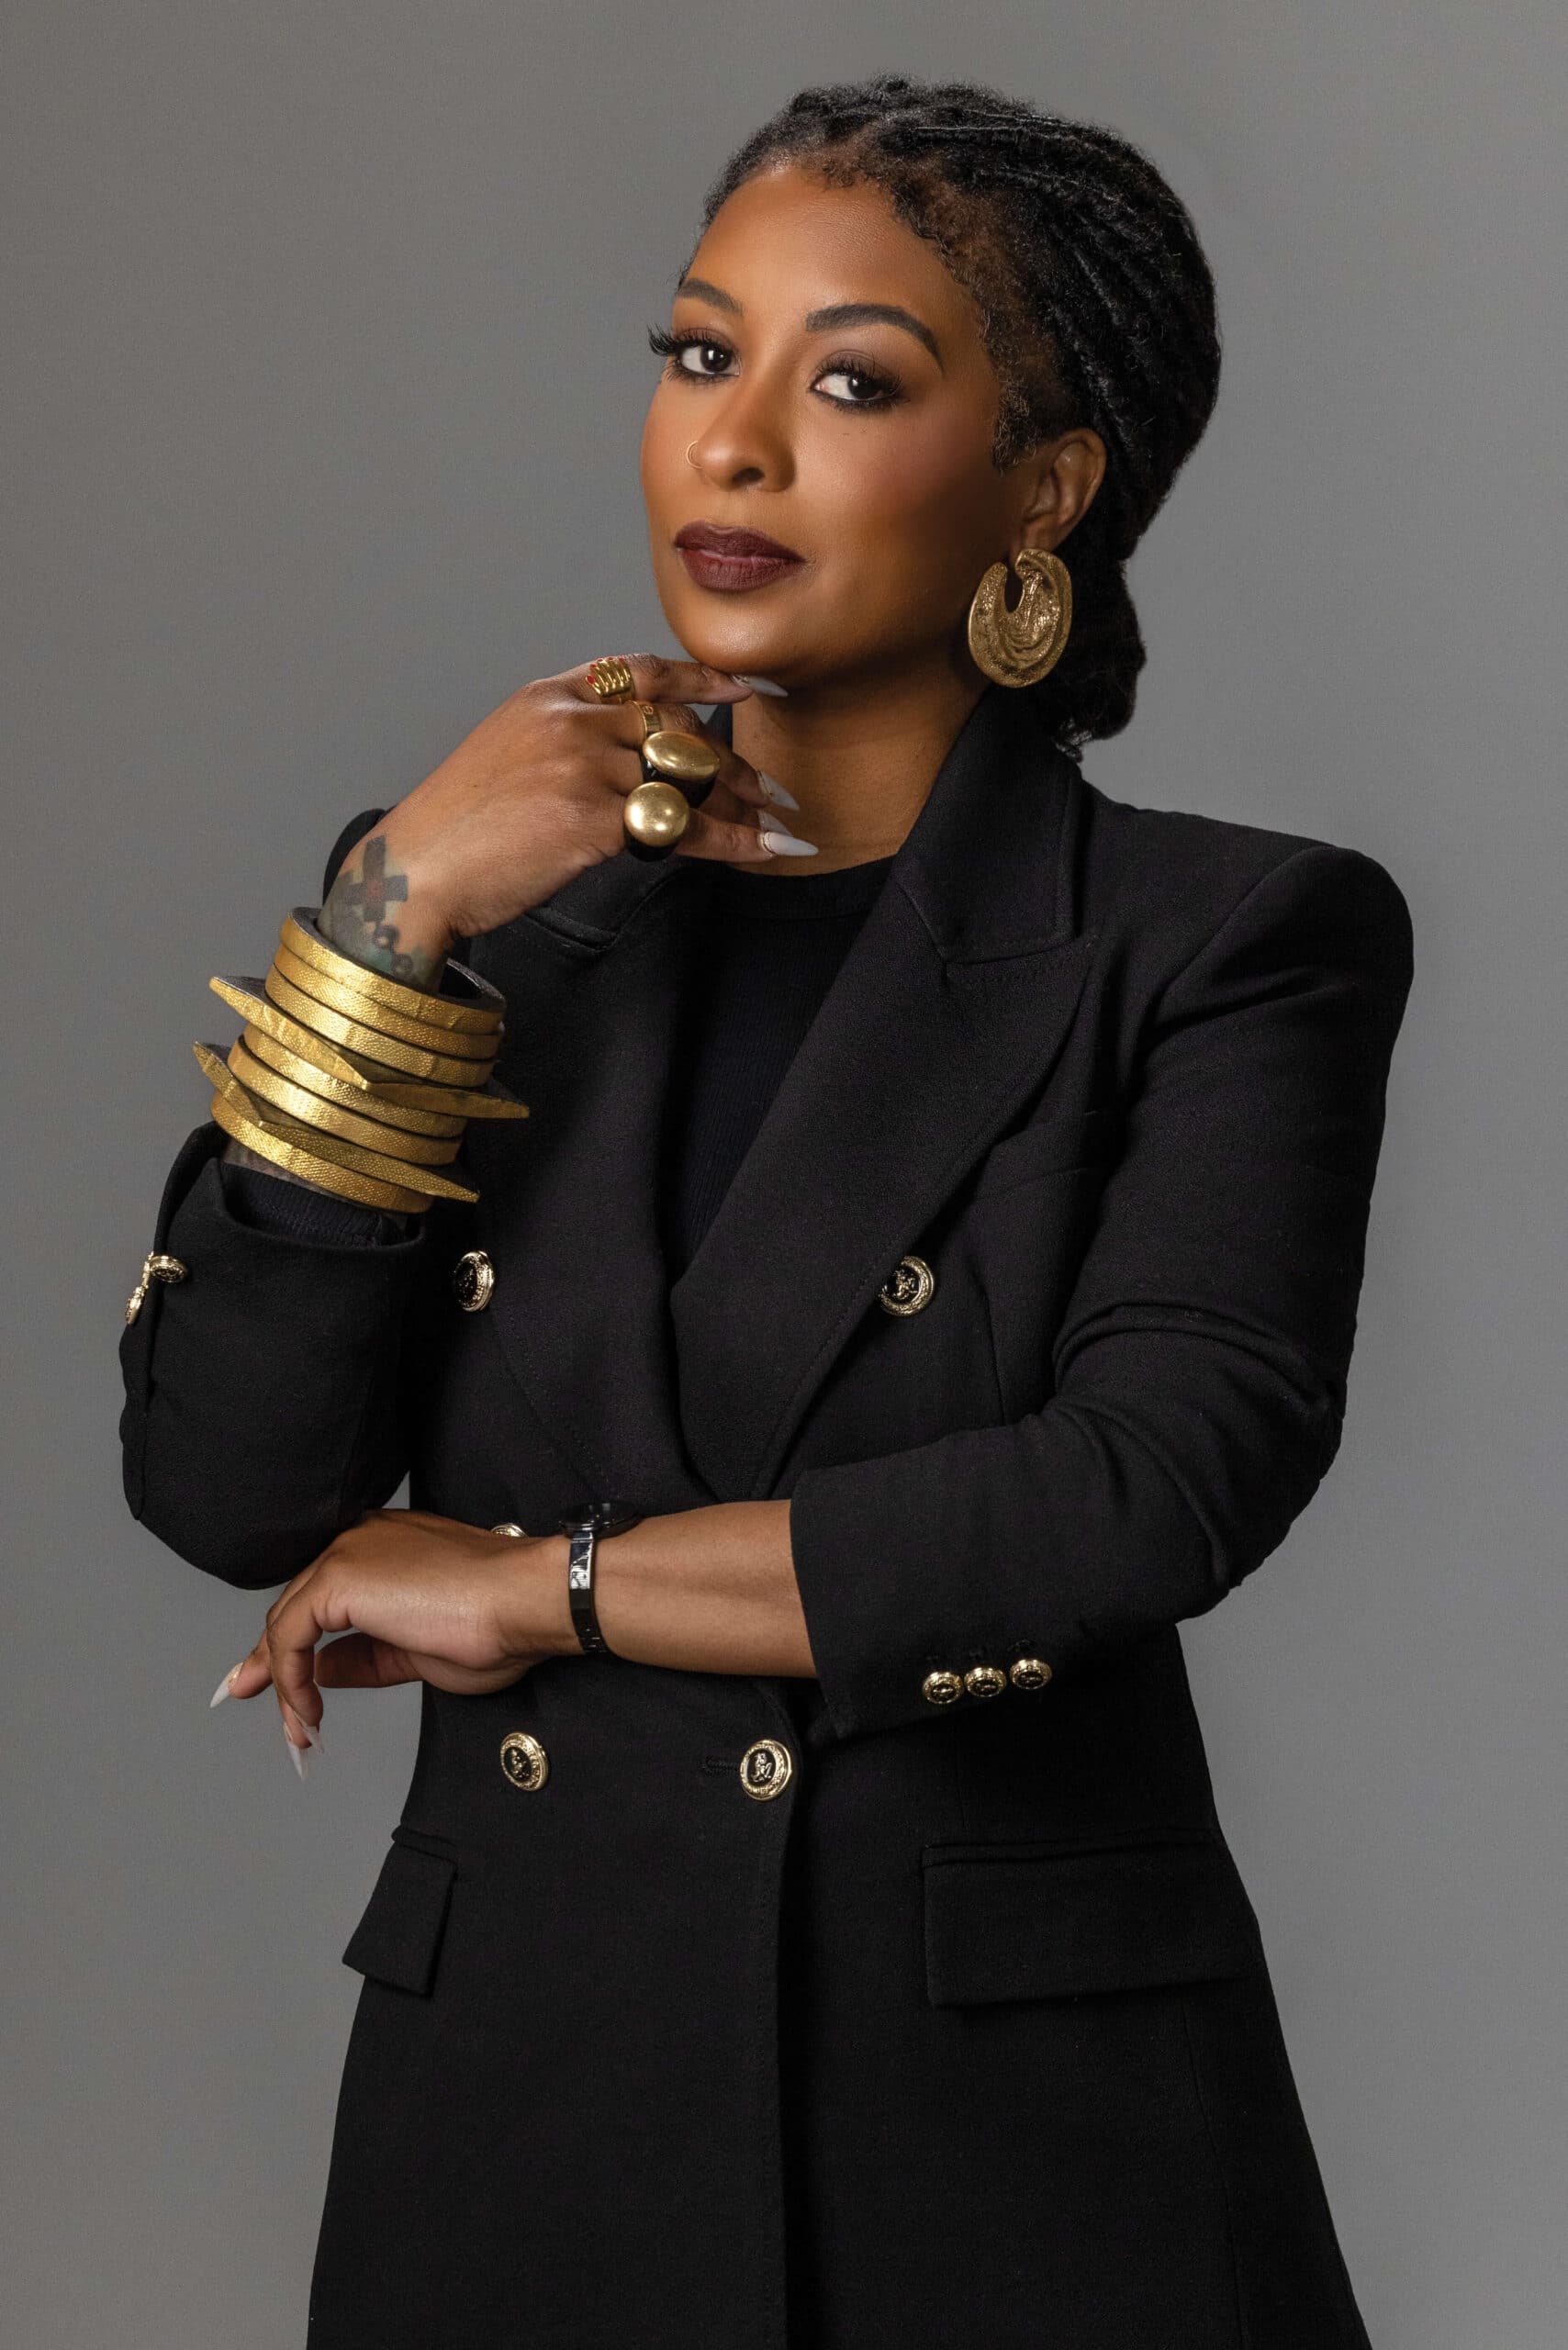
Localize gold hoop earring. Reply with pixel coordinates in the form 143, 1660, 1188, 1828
967, 547, 1072, 688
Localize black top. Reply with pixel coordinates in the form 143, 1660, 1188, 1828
221, 854, 899, 1270
657, 855, 896, 1281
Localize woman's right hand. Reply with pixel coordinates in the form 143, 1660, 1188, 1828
322, 655, 790, 982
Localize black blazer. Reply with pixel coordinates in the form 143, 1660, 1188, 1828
120, 681, 1413, 2350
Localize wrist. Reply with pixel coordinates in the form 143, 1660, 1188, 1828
321, 812, 459, 987
491, 1530, 578, 1661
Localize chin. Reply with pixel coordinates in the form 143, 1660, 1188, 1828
670, 621, 800, 684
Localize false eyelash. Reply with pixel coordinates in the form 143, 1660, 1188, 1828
645, 323, 903, 409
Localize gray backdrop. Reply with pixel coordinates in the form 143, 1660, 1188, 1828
6, 6, 1563, 2343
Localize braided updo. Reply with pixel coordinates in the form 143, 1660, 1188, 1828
691, 73, 1222, 755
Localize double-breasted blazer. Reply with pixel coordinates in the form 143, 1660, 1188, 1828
119, 680, 1414, 2349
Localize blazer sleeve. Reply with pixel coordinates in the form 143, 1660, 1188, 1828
117, 805, 431, 1588
785, 841, 1416, 1742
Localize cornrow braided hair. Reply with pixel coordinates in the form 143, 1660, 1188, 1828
690, 73, 1222, 755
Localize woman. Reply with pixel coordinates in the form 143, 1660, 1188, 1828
120, 73, 1412, 2350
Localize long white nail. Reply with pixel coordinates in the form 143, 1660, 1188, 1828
209, 1662, 242, 1709
286, 1727, 311, 1781
759, 827, 818, 856
757, 772, 801, 810
734, 672, 789, 698
284, 1702, 322, 1753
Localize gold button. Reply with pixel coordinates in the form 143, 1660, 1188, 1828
964, 1664, 1007, 1699
454, 1248, 495, 1312
490, 1522, 524, 1538
499, 1729, 548, 1791
125, 1252, 187, 1326
738, 1737, 793, 1800
1010, 1656, 1053, 1691
877, 1254, 935, 1315
922, 1669, 964, 1707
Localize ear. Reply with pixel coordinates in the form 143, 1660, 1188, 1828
1014, 428, 1108, 555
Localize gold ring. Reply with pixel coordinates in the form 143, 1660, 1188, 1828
622, 779, 691, 854
640, 727, 721, 789
587, 655, 636, 702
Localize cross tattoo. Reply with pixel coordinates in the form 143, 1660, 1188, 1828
332, 837, 416, 979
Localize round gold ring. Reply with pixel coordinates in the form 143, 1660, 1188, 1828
622, 779, 691, 858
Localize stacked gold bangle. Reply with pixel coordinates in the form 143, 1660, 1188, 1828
196, 908, 528, 1211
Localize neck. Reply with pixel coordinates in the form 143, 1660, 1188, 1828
729, 660, 991, 876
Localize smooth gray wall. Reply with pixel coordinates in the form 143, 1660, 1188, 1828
6, 6, 1563, 2343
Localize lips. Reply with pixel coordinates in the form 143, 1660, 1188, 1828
674, 521, 805, 597
674, 522, 802, 562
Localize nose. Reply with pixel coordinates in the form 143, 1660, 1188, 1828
685, 364, 793, 491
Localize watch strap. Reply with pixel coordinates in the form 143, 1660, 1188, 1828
558, 1502, 644, 1656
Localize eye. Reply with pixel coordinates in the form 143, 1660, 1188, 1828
646, 325, 734, 380
812, 355, 902, 410
646, 325, 904, 412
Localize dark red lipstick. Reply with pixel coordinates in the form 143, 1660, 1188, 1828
674, 521, 805, 592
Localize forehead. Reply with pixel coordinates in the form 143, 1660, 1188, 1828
685, 160, 982, 341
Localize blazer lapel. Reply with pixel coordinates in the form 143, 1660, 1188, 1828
669, 684, 1095, 1501
463, 848, 725, 1514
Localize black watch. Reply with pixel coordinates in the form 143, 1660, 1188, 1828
557, 1501, 644, 1656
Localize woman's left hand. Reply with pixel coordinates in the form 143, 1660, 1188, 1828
218, 1510, 572, 1754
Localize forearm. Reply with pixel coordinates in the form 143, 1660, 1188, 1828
121, 1125, 423, 1583
521, 1500, 815, 1679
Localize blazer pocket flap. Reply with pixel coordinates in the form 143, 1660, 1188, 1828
923, 1833, 1260, 2007
342, 1839, 457, 1997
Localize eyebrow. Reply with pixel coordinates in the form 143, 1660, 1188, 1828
674, 275, 944, 369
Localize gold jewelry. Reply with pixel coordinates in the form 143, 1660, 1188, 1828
263, 963, 498, 1087
214, 979, 525, 1116
587, 655, 636, 701
202, 914, 527, 1214
966, 547, 1073, 688
639, 727, 720, 788
236, 1024, 465, 1136
349, 1072, 531, 1119
214, 1039, 464, 1165
210, 977, 379, 1088
622, 778, 692, 854
279, 911, 503, 1038
271, 941, 498, 1062
203, 1051, 478, 1202
207, 1087, 437, 1212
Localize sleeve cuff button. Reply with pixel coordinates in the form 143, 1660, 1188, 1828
921, 1669, 964, 1706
